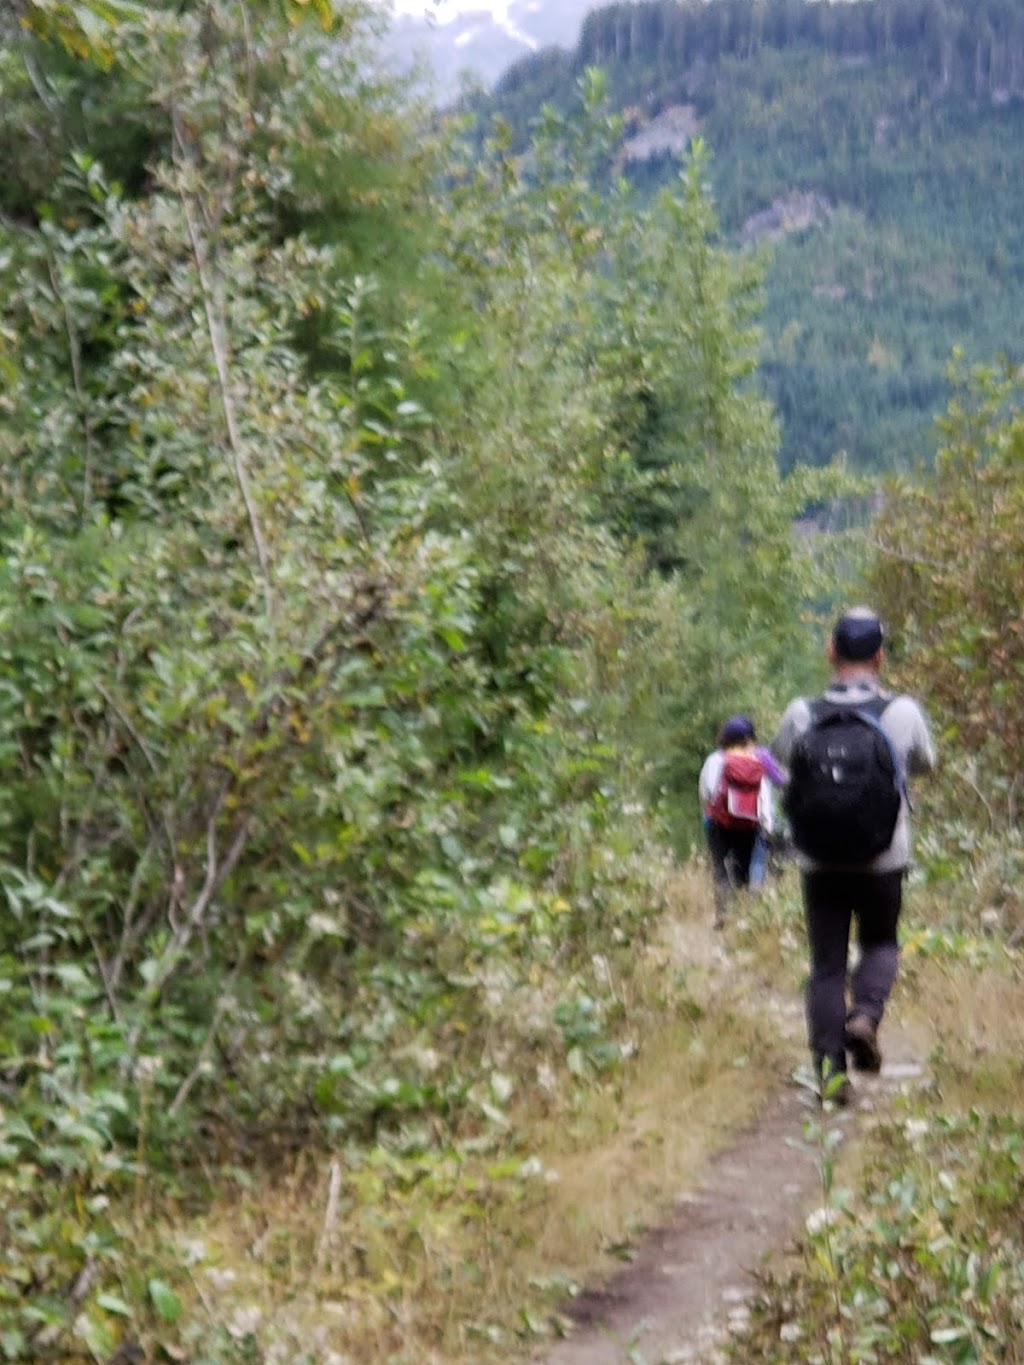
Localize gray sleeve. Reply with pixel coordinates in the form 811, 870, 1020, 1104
698, 752, 723, 806
772, 698, 812, 768
887, 696, 937, 778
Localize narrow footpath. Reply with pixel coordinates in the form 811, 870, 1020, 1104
533, 902, 928, 1365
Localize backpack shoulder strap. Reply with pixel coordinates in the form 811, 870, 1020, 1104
852, 700, 910, 805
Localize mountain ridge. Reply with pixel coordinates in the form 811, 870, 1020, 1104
468, 0, 1024, 472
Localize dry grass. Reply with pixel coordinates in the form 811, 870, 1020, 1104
523, 986, 780, 1278
900, 947, 1024, 1105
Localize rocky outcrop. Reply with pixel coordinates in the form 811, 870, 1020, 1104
740, 191, 834, 247
621, 103, 699, 163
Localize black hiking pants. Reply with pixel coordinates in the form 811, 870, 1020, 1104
705, 820, 759, 924
705, 820, 758, 891
802, 868, 904, 1074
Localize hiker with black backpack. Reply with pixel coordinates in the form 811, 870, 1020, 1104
699, 715, 776, 929
773, 608, 936, 1107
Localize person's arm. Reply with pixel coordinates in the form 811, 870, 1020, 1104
772, 698, 811, 769
758, 776, 775, 835
757, 746, 787, 787
906, 702, 937, 778
698, 752, 723, 808
886, 697, 937, 778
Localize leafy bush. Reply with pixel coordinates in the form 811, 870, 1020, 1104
740, 1107, 1024, 1364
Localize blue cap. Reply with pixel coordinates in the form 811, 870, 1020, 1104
719, 714, 756, 746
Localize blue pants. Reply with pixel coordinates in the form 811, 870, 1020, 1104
749, 833, 768, 889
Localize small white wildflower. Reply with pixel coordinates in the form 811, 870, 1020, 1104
780, 1322, 803, 1342
805, 1205, 839, 1236
228, 1305, 263, 1339
176, 1237, 208, 1265
728, 1306, 750, 1333
307, 913, 343, 937
204, 1267, 237, 1288
412, 1046, 440, 1074
536, 1061, 557, 1093
490, 1071, 514, 1103
133, 1054, 162, 1084
592, 953, 613, 987
904, 1118, 930, 1143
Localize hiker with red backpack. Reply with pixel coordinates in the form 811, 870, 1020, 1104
699, 715, 776, 928
772, 608, 936, 1107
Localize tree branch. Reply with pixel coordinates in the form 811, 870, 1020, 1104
46, 248, 96, 517
168, 949, 246, 1117
171, 107, 274, 614
126, 781, 252, 1053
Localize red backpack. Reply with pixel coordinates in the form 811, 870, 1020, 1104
710, 751, 764, 829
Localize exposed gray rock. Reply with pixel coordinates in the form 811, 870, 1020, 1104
621, 104, 700, 163
740, 191, 834, 246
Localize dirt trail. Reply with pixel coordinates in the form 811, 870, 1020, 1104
534, 907, 927, 1365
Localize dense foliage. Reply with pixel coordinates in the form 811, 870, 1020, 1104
742, 1102, 1024, 1363
0, 1, 826, 1357
472, 0, 1024, 474
871, 360, 1024, 817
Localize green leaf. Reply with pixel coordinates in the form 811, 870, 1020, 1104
148, 1278, 183, 1324
96, 1293, 132, 1317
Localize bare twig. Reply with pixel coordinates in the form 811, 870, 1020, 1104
168, 950, 246, 1116
864, 537, 952, 574
22, 50, 61, 120
33, 1259, 98, 1349
94, 681, 159, 775
45, 249, 96, 516
170, 107, 274, 614
88, 929, 124, 1023
126, 782, 252, 1052
956, 763, 996, 829
108, 838, 159, 995
315, 1160, 344, 1271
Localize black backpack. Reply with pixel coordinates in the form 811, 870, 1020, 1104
783, 695, 904, 865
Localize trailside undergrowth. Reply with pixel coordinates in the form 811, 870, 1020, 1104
735, 811, 1024, 1365
0, 3, 823, 1361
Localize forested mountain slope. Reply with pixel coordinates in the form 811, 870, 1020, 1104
470, 0, 1024, 472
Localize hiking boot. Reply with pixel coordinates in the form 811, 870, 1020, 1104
845, 1013, 882, 1074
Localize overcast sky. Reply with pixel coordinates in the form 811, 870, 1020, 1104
388, 0, 511, 19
